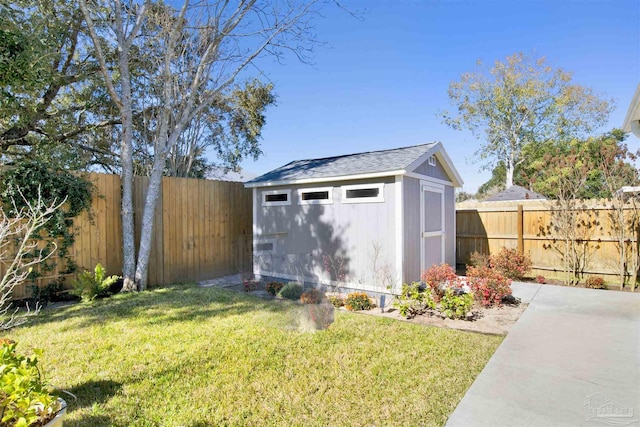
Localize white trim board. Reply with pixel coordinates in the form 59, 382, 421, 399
254, 270, 397, 295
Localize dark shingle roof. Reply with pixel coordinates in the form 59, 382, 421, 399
246, 143, 437, 185
485, 185, 546, 201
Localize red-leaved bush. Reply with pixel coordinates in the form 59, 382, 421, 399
421, 263, 461, 291
466, 265, 512, 307
490, 248, 532, 280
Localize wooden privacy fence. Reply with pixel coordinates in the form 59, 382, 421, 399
4, 173, 253, 299
456, 199, 639, 283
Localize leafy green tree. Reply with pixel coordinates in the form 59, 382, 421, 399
0, 0, 119, 169
442, 52, 612, 188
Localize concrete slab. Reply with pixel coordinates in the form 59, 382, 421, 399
446, 284, 640, 427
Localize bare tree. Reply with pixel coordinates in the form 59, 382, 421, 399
80, 0, 323, 290
0, 190, 65, 330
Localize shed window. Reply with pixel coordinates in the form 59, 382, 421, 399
255, 242, 274, 251
262, 189, 291, 206
298, 187, 333, 205
342, 183, 385, 203
428, 156, 436, 166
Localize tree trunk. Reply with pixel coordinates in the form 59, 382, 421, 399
133, 151, 166, 290
505, 156, 514, 188
119, 43, 137, 292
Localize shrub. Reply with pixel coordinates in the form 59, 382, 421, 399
277, 282, 304, 300
328, 295, 344, 308
468, 252, 490, 268
243, 280, 262, 292
489, 248, 531, 280
344, 292, 374, 311
439, 288, 474, 319
0, 342, 62, 427
300, 289, 323, 304
466, 265, 512, 307
421, 264, 462, 297
585, 276, 607, 289
71, 263, 121, 302
535, 275, 546, 284
394, 282, 435, 319
265, 281, 284, 296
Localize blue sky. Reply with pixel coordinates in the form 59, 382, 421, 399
235, 0, 640, 192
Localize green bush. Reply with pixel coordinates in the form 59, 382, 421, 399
344, 292, 374, 311
328, 295, 344, 307
394, 282, 435, 319
277, 282, 304, 300
439, 289, 474, 319
71, 263, 120, 302
0, 341, 62, 427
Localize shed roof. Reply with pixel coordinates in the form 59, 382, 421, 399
484, 185, 546, 202
245, 142, 463, 187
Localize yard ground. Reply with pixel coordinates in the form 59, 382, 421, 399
9, 284, 502, 426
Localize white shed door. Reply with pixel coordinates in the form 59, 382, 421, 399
420, 181, 445, 272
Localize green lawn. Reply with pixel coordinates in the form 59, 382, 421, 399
9, 284, 502, 426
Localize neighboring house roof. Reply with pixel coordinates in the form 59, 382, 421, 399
623, 84, 640, 137
484, 185, 546, 202
245, 142, 463, 187
206, 167, 257, 182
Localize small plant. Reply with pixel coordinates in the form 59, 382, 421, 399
29, 282, 60, 307
394, 282, 436, 319
439, 288, 474, 319
466, 265, 512, 307
468, 252, 490, 268
0, 341, 63, 427
71, 263, 121, 302
535, 275, 546, 284
344, 292, 374, 311
585, 276, 607, 289
277, 282, 304, 300
489, 247, 532, 280
300, 288, 323, 304
265, 281, 284, 296
328, 295, 345, 308
243, 280, 262, 292
421, 264, 463, 301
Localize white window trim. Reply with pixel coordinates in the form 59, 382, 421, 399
341, 183, 385, 204
254, 238, 276, 253
298, 186, 333, 205
262, 189, 291, 206
428, 156, 436, 166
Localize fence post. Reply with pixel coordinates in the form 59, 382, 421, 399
517, 204, 524, 255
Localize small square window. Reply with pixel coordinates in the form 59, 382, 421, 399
428, 156, 436, 166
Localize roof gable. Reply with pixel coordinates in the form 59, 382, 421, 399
245, 142, 463, 187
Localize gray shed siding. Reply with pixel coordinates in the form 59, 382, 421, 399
403, 177, 421, 283
413, 156, 451, 182
254, 177, 397, 293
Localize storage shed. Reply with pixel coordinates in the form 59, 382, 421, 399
244, 142, 463, 294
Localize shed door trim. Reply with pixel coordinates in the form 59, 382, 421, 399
420, 180, 445, 272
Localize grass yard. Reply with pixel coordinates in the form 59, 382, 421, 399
8, 284, 502, 426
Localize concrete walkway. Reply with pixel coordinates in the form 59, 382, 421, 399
447, 283, 640, 427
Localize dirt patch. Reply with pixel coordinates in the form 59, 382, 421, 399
355, 303, 528, 335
